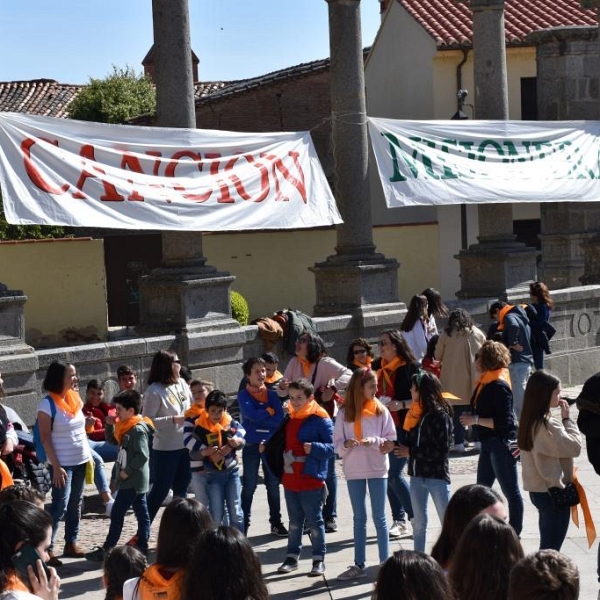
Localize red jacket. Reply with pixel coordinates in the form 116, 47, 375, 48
82, 401, 114, 442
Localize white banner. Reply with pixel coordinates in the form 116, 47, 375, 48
0, 113, 342, 230
368, 117, 600, 207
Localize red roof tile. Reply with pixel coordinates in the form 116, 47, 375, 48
397, 0, 597, 47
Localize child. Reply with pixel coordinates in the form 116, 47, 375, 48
85, 389, 155, 561
183, 379, 214, 507
116, 366, 138, 392
238, 357, 286, 536
0, 483, 45, 508
103, 546, 147, 600
193, 390, 245, 532
270, 378, 333, 577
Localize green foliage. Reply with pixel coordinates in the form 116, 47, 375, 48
68, 65, 156, 124
0, 192, 65, 240
230, 290, 250, 326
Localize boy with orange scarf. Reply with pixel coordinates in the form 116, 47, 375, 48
85, 389, 155, 562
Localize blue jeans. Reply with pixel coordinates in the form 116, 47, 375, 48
206, 467, 244, 533
241, 443, 282, 529
88, 439, 119, 463
508, 362, 532, 420
529, 492, 571, 551
147, 448, 191, 522
89, 448, 111, 495
387, 453, 413, 521
323, 455, 337, 521
410, 476, 450, 553
477, 437, 524, 535
347, 478, 389, 565
104, 487, 150, 552
284, 487, 327, 561
48, 463, 86, 551
190, 471, 209, 507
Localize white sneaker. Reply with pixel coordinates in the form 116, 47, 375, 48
162, 489, 174, 506
389, 520, 411, 538
451, 443, 466, 452
337, 564, 367, 581
104, 499, 115, 517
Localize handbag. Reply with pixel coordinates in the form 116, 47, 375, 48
548, 482, 580, 509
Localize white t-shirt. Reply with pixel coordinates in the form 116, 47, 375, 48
0, 590, 41, 600
37, 397, 91, 466
122, 577, 140, 600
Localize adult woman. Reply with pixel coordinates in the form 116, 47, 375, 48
142, 350, 193, 523
518, 370, 582, 551
431, 484, 506, 570
400, 295, 432, 361
345, 338, 374, 373
459, 341, 524, 535
333, 368, 396, 580
421, 287, 449, 333
398, 371, 453, 552
376, 330, 419, 538
529, 281, 555, 370
449, 513, 524, 600
37, 361, 92, 566
435, 308, 486, 452
0, 500, 60, 600
278, 332, 351, 532
183, 527, 268, 600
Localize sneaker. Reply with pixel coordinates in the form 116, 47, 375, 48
337, 564, 367, 581
104, 499, 115, 517
325, 518, 338, 532
389, 520, 411, 539
277, 557, 298, 574
451, 443, 466, 453
162, 489, 174, 506
271, 522, 288, 537
84, 546, 107, 562
309, 560, 325, 577
126, 535, 138, 547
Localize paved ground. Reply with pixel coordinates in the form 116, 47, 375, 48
52, 385, 600, 599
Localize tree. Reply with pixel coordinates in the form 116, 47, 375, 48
68, 65, 156, 124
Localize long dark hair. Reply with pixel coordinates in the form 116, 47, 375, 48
444, 308, 474, 336
401, 295, 428, 332
302, 332, 327, 364
422, 287, 449, 319
147, 350, 179, 386
380, 330, 417, 364
529, 281, 554, 309
431, 484, 504, 568
518, 370, 561, 452
183, 527, 268, 600
411, 371, 452, 418
450, 514, 524, 600
373, 550, 455, 600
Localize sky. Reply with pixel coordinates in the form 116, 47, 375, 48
0, 1, 383, 84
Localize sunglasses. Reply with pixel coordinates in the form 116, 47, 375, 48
353, 349, 367, 355
173, 359, 181, 364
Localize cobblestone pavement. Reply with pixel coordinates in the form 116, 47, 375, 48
52, 385, 600, 599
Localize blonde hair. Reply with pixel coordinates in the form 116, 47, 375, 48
478, 340, 511, 371
344, 368, 384, 423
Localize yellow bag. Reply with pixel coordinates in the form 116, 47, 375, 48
85, 459, 95, 485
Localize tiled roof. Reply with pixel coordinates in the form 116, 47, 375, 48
397, 0, 598, 48
0, 79, 82, 117
194, 81, 231, 99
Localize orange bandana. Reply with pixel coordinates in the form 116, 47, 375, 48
265, 370, 283, 385
289, 398, 329, 420
473, 368, 512, 406
246, 384, 268, 403
113, 415, 155, 445
496, 305, 514, 331
49, 389, 83, 417
5, 571, 29, 592
184, 404, 205, 420
0, 457, 14, 490
195, 411, 233, 446
353, 398, 380, 439
377, 356, 405, 395
353, 356, 373, 370
296, 356, 313, 378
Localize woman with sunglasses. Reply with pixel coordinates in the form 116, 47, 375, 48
142, 350, 193, 524
345, 338, 375, 373
278, 332, 351, 532
376, 330, 419, 539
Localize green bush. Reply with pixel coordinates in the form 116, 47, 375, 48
231, 290, 249, 326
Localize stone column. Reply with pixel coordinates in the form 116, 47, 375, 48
312, 0, 402, 321
139, 0, 236, 336
455, 0, 537, 298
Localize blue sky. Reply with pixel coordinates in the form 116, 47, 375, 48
0, 1, 382, 84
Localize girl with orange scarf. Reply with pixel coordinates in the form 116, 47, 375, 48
37, 361, 92, 567
0, 500, 61, 600
345, 338, 374, 373
333, 368, 396, 580
460, 340, 524, 535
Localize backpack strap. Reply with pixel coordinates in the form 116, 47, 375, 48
45, 396, 57, 431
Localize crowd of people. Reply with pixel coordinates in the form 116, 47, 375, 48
0, 280, 595, 599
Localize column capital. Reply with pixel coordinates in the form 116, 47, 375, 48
456, 0, 505, 11
581, 0, 600, 9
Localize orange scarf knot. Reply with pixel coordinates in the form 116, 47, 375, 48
114, 415, 155, 445
296, 356, 313, 378
473, 368, 512, 406
49, 389, 83, 417
289, 399, 329, 420
195, 411, 234, 447
353, 398, 380, 439
496, 305, 514, 331
377, 356, 405, 396
184, 404, 205, 420
353, 356, 373, 370
265, 370, 283, 385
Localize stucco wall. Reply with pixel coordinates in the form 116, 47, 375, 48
0, 238, 107, 347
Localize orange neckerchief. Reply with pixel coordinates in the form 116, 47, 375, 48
496, 304, 514, 331
265, 370, 283, 385
113, 415, 155, 445
289, 398, 329, 420
139, 565, 184, 597
403, 392, 460, 432
473, 368, 512, 406
0, 457, 14, 490
184, 404, 205, 420
48, 389, 83, 417
5, 571, 29, 592
354, 398, 379, 439
195, 410, 233, 446
246, 384, 268, 403
571, 469, 597, 548
353, 356, 373, 370
377, 356, 405, 395
296, 356, 313, 378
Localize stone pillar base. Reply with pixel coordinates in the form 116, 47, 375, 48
456, 242, 538, 299
311, 255, 403, 317
539, 232, 593, 289
138, 266, 238, 335
581, 234, 600, 285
